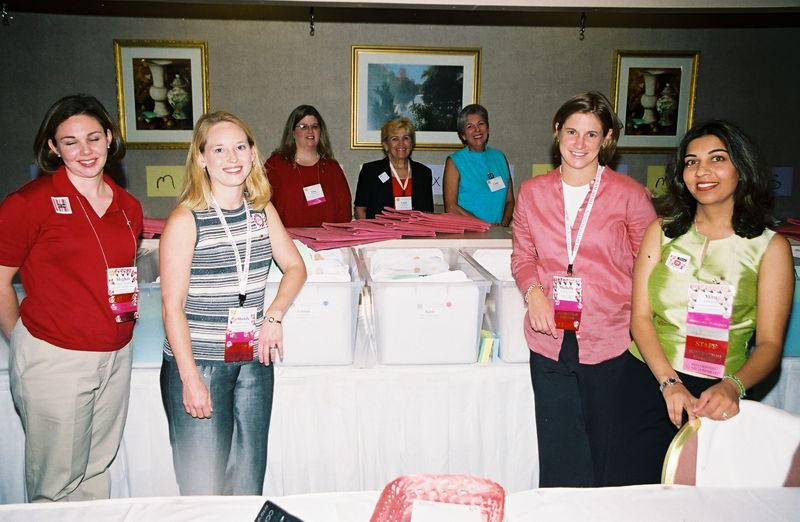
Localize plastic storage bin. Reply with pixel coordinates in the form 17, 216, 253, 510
358, 247, 490, 365
264, 248, 363, 366
460, 248, 529, 363
131, 283, 166, 367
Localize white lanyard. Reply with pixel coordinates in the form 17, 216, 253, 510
211, 197, 252, 307
75, 195, 138, 267
563, 165, 604, 276
389, 161, 410, 194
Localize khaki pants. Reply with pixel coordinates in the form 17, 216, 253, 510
9, 320, 132, 502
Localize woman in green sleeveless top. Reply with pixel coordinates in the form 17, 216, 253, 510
603, 120, 794, 485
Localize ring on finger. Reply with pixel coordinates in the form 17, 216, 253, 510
722, 411, 729, 420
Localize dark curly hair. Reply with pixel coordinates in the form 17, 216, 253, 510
658, 120, 774, 239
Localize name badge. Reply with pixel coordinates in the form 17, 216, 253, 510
51, 196, 72, 214
666, 250, 690, 273
552, 275, 582, 330
303, 183, 326, 206
683, 283, 734, 377
378, 172, 390, 183
107, 267, 139, 323
224, 307, 256, 363
251, 212, 267, 231
394, 196, 412, 210
487, 175, 506, 193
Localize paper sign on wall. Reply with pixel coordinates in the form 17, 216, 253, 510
426, 163, 444, 197
532, 163, 554, 177
146, 166, 185, 197
646, 165, 667, 196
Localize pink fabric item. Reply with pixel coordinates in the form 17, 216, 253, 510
511, 168, 656, 364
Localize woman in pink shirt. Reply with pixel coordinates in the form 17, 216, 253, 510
511, 92, 655, 487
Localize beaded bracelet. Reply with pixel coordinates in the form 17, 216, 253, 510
722, 374, 746, 399
523, 283, 544, 304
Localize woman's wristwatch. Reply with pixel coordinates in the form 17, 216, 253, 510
659, 376, 683, 394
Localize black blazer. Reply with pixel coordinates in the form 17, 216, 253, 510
353, 157, 434, 219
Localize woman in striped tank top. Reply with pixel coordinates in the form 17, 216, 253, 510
159, 111, 306, 495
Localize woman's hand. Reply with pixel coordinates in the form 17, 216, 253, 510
693, 379, 740, 421
527, 288, 558, 339
258, 317, 283, 365
182, 372, 212, 419
662, 383, 697, 427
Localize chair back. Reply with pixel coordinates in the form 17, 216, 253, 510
662, 400, 800, 487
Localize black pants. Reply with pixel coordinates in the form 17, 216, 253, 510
602, 352, 717, 486
530, 331, 627, 487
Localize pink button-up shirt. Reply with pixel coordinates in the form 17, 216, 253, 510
511, 167, 655, 364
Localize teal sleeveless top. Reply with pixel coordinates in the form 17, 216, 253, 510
630, 226, 774, 378
450, 146, 510, 224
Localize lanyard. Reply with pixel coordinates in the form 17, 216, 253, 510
211, 197, 252, 307
563, 165, 603, 276
76, 195, 138, 268
389, 161, 410, 195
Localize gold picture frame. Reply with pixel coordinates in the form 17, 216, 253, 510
611, 50, 699, 152
351, 45, 481, 150
114, 40, 209, 149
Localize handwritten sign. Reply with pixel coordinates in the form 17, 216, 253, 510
146, 166, 184, 197
646, 165, 667, 196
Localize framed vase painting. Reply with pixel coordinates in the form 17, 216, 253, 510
114, 40, 209, 149
351, 45, 481, 150
611, 50, 699, 151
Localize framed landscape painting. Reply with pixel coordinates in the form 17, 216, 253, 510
114, 40, 209, 148
351, 46, 481, 150
611, 50, 699, 152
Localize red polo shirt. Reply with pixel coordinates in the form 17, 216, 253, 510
0, 167, 143, 351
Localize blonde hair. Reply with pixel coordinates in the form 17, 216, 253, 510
179, 111, 271, 211
381, 117, 416, 154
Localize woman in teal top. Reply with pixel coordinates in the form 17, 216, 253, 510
603, 120, 794, 485
443, 104, 514, 225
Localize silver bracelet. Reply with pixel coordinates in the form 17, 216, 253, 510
523, 283, 544, 304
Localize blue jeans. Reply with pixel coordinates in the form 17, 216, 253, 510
160, 357, 274, 495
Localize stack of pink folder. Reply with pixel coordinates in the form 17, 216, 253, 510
288, 209, 491, 250
142, 217, 166, 239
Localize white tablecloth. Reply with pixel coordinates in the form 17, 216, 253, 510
0, 485, 796, 522
0, 362, 538, 504
504, 485, 800, 522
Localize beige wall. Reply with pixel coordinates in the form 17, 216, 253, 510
0, 13, 797, 219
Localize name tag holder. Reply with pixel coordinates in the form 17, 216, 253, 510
553, 275, 583, 330
683, 282, 734, 377
108, 267, 139, 323
224, 307, 256, 363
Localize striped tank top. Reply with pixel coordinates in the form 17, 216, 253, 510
163, 203, 273, 362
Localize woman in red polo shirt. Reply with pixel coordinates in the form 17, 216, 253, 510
0, 94, 143, 502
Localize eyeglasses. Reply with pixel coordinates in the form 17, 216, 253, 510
295, 123, 321, 132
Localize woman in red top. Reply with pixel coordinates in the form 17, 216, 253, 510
0, 94, 143, 501
264, 105, 352, 227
